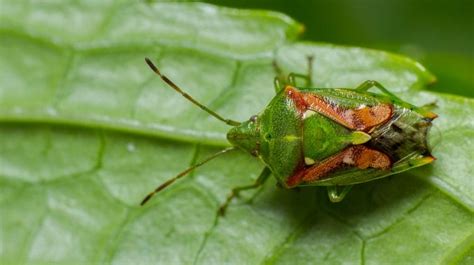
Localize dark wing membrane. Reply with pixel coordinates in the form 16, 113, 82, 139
367, 106, 433, 161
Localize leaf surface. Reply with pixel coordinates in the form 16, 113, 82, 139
0, 1, 472, 264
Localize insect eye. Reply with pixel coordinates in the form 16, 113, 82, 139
249, 115, 258, 123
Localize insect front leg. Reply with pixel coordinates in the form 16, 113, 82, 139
218, 167, 272, 216
274, 77, 284, 93
327, 185, 353, 203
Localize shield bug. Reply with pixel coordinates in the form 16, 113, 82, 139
141, 57, 437, 215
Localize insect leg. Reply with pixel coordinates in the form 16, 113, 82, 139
272, 60, 286, 93
274, 77, 283, 93
273, 55, 314, 90
287, 55, 315, 87
327, 185, 353, 203
306, 55, 314, 86
355, 80, 401, 99
288, 73, 310, 87
355, 80, 438, 119
218, 167, 272, 216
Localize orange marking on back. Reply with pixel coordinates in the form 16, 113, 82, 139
284, 86, 308, 113
284, 88, 393, 131
353, 146, 391, 170
344, 104, 393, 131
286, 170, 305, 187
300, 148, 352, 183
290, 146, 392, 184
301, 94, 353, 128
300, 94, 393, 131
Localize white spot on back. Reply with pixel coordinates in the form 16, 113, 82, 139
305, 157, 316, 165
343, 155, 354, 165
303, 110, 316, 119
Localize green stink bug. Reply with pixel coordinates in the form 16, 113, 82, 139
141, 57, 437, 215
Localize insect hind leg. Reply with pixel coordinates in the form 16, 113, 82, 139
355, 80, 401, 100
355, 80, 438, 119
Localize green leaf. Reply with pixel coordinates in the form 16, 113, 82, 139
0, 1, 472, 265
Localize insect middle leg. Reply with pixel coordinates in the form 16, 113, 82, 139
287, 55, 314, 87
273, 55, 314, 93
218, 167, 272, 216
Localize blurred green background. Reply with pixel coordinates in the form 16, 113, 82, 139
205, 0, 474, 98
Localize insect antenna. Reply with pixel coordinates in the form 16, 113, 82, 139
140, 147, 236, 206
145, 58, 241, 126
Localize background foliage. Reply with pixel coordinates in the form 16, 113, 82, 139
0, 1, 472, 264
205, 0, 474, 98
